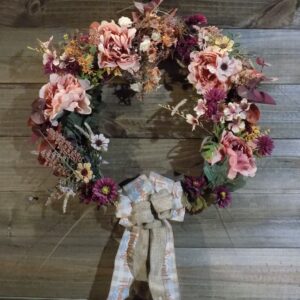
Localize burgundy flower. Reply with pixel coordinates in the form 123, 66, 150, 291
256, 135, 274, 156
92, 178, 118, 205
204, 88, 226, 117
214, 186, 232, 208
185, 14, 207, 26
176, 36, 198, 64
182, 175, 206, 198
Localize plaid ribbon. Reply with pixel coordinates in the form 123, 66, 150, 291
107, 172, 185, 300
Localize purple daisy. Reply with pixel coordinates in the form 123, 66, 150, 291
204, 88, 227, 117
182, 175, 207, 198
256, 135, 274, 156
214, 186, 232, 208
92, 178, 118, 205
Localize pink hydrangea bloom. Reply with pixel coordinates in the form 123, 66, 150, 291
212, 131, 257, 179
89, 20, 140, 74
39, 73, 92, 124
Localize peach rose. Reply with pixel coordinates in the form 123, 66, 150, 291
89, 20, 140, 74
212, 131, 257, 179
40, 73, 92, 124
188, 50, 227, 94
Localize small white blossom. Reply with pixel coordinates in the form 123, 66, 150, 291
118, 16, 133, 27
130, 82, 143, 92
151, 31, 161, 42
139, 37, 151, 52
91, 134, 110, 151
186, 114, 199, 131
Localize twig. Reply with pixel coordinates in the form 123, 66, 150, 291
38, 207, 91, 271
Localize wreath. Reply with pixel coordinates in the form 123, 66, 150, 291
27, 0, 276, 297
28, 0, 275, 215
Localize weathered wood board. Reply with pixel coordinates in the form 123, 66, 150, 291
1, 0, 300, 29
0, 1, 300, 298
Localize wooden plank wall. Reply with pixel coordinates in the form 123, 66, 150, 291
0, 0, 300, 299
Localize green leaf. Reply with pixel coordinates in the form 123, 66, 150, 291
204, 160, 229, 188
226, 175, 246, 192
201, 138, 220, 162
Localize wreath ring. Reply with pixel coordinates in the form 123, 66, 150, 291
28, 0, 276, 214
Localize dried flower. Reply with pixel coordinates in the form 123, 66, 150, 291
256, 135, 274, 156
214, 186, 231, 208
75, 162, 93, 183
39, 149, 70, 177
47, 128, 82, 163
92, 178, 118, 205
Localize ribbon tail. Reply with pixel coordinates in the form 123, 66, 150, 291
148, 223, 167, 299
130, 227, 149, 281
107, 228, 137, 300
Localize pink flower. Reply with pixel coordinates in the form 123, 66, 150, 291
207, 54, 242, 82
40, 73, 92, 124
212, 131, 257, 179
89, 21, 140, 74
193, 99, 207, 117
186, 114, 199, 131
187, 50, 227, 93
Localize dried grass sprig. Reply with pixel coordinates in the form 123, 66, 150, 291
47, 128, 82, 163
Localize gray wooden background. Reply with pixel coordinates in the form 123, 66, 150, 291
0, 0, 300, 299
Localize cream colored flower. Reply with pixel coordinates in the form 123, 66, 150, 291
118, 16, 133, 28
140, 37, 151, 52
212, 35, 234, 53
74, 163, 93, 183
186, 114, 199, 131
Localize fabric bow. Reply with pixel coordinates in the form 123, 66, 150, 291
107, 172, 185, 300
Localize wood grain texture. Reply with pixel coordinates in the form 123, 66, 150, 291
0, 137, 299, 191
1, 0, 300, 29
1, 27, 300, 84
0, 83, 299, 138
0, 11, 300, 299
0, 247, 299, 299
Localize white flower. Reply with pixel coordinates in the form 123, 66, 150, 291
91, 134, 110, 151
139, 37, 151, 52
130, 82, 143, 92
151, 31, 161, 42
118, 16, 133, 27
207, 55, 242, 82
194, 99, 207, 117
186, 114, 199, 131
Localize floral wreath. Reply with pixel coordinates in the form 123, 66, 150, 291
28, 0, 275, 214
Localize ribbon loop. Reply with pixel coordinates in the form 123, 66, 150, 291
150, 189, 173, 220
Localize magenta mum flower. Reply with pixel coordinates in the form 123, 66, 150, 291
256, 135, 274, 156
92, 178, 118, 205
214, 186, 232, 208
182, 175, 206, 198
204, 88, 226, 117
